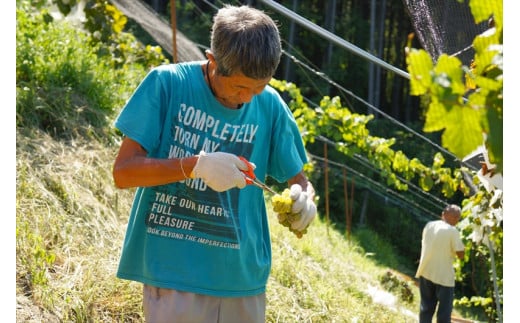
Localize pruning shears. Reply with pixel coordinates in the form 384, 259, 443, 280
239, 156, 277, 194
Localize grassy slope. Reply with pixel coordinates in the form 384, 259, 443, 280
16, 128, 423, 322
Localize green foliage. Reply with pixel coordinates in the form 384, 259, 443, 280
379, 271, 414, 304
455, 296, 495, 320
405, 0, 503, 172
80, 0, 169, 69
405, 0, 503, 320
271, 59, 502, 320
17, 6, 112, 139
362, 201, 424, 269
352, 228, 405, 270
16, 219, 57, 289
175, 0, 213, 47
455, 182, 503, 321
16, 2, 156, 141
83, 0, 127, 40
270, 79, 471, 199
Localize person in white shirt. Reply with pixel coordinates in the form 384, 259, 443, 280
415, 204, 465, 323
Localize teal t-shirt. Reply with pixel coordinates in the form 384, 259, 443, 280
114, 61, 308, 297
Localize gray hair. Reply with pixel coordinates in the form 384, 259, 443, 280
442, 204, 461, 218
210, 5, 282, 79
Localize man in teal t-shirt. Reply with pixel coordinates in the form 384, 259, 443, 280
112, 5, 317, 322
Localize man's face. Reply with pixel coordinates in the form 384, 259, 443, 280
213, 72, 272, 108
444, 211, 461, 226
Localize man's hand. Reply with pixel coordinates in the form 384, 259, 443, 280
288, 184, 317, 231
191, 151, 249, 192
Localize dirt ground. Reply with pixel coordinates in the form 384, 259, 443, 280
16, 295, 60, 323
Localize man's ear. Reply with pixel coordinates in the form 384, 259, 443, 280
205, 50, 215, 62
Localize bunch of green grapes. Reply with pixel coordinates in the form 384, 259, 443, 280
271, 188, 309, 239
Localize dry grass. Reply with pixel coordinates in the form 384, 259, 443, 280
16, 129, 141, 322
16, 128, 423, 322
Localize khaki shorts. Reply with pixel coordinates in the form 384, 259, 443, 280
143, 284, 266, 323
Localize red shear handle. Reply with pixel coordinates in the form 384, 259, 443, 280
239, 156, 255, 184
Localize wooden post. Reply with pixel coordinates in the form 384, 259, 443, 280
349, 177, 354, 236
343, 168, 350, 240
324, 143, 330, 233
170, 0, 177, 63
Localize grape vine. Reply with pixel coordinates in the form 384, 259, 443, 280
269, 79, 471, 199
405, 0, 503, 320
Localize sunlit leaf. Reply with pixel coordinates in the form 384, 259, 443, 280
464, 64, 477, 90
392, 151, 409, 172
474, 75, 501, 91
419, 174, 433, 191
470, 0, 502, 30
107, 4, 127, 34
406, 49, 433, 95
434, 54, 465, 95
432, 152, 445, 169
441, 106, 483, 159
423, 99, 448, 132
486, 107, 503, 172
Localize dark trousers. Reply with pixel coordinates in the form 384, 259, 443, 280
419, 276, 454, 323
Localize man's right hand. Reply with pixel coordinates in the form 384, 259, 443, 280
191, 151, 249, 192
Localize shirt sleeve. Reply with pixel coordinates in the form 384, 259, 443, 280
267, 89, 307, 182
453, 229, 465, 252
114, 67, 171, 153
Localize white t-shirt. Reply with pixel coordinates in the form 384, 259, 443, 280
415, 219, 464, 287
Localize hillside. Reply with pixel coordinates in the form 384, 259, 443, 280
16, 128, 424, 322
